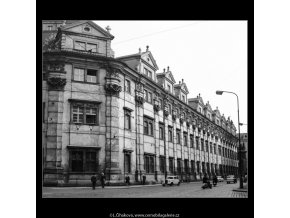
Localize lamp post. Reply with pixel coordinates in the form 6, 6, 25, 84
216, 90, 243, 189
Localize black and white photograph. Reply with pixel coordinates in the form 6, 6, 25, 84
41, 20, 248, 199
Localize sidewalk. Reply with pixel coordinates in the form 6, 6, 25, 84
49, 181, 202, 189
231, 183, 248, 198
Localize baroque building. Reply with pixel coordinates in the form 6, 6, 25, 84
42, 20, 239, 186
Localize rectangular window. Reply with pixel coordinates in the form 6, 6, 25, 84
71, 151, 83, 172
214, 144, 216, 154
47, 25, 53, 31
210, 143, 212, 153
75, 41, 86, 51
73, 105, 84, 123
85, 151, 96, 172
201, 139, 204, 151
124, 153, 131, 173
144, 155, 154, 173
205, 141, 208, 152
219, 146, 222, 155
144, 121, 148, 135
70, 149, 98, 172
190, 135, 194, 148
191, 160, 195, 173
85, 107, 97, 124
167, 85, 171, 92
74, 68, 85, 81
196, 138, 199, 150
168, 104, 172, 114
159, 126, 164, 140
148, 70, 152, 79
125, 113, 131, 130
125, 79, 131, 93
197, 161, 200, 173
87, 43, 97, 52
184, 159, 189, 173
176, 132, 180, 144
177, 159, 182, 174
148, 92, 152, 103
159, 156, 165, 173
182, 95, 185, 102
144, 117, 154, 136
168, 127, 173, 142
183, 133, 187, 146
86, 69, 97, 83
144, 90, 148, 101
72, 102, 99, 125
169, 158, 174, 173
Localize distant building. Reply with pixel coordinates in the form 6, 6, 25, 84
240, 133, 248, 175
42, 20, 239, 186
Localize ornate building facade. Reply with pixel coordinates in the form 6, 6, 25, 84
42, 20, 239, 186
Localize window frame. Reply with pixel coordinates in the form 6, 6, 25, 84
71, 101, 99, 125
124, 109, 132, 130
144, 154, 155, 173
73, 40, 99, 53
176, 130, 181, 144
144, 117, 154, 136
183, 133, 188, 147
168, 126, 173, 142
73, 66, 99, 84
69, 148, 99, 173
125, 79, 131, 94
124, 152, 131, 173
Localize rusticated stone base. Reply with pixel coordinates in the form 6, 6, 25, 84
105, 167, 122, 183
43, 167, 64, 186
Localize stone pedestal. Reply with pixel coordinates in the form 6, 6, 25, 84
43, 63, 66, 186
104, 66, 122, 183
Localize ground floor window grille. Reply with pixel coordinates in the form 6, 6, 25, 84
70, 149, 98, 172
144, 155, 154, 173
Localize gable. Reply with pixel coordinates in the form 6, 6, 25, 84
141, 52, 158, 70
181, 83, 189, 94
62, 21, 114, 39
165, 71, 176, 84
199, 96, 205, 106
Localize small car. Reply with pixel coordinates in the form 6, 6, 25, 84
217, 176, 224, 182
162, 176, 181, 186
226, 175, 237, 184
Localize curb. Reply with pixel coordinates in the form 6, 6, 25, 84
232, 189, 248, 192
46, 181, 203, 189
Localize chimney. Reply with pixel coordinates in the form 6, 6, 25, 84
106, 25, 111, 33
146, 45, 149, 51
167, 66, 170, 72
139, 48, 141, 54
182, 79, 184, 83
179, 81, 181, 84
163, 68, 166, 73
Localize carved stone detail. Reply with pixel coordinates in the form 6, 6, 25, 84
47, 77, 66, 90
105, 84, 122, 94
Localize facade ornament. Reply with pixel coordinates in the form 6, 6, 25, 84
47, 77, 66, 90
46, 62, 66, 90
135, 79, 144, 106
105, 64, 122, 96
172, 108, 177, 121
163, 95, 169, 117
153, 98, 160, 112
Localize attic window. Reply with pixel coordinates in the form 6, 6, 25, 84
84, 26, 91, 32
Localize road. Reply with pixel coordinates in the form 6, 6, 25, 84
43, 181, 247, 198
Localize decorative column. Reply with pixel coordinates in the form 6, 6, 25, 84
135, 77, 145, 182
44, 62, 66, 186
104, 64, 122, 183
153, 91, 161, 181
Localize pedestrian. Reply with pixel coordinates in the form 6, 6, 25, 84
125, 174, 130, 186
213, 174, 218, 185
100, 172, 105, 188
142, 173, 146, 185
91, 174, 97, 190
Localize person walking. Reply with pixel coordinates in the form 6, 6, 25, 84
142, 173, 146, 185
100, 172, 105, 188
125, 174, 130, 186
91, 174, 97, 190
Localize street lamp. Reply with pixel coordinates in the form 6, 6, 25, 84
216, 90, 243, 189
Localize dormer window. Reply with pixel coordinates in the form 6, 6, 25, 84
167, 85, 171, 92
182, 95, 185, 102
74, 41, 98, 53
144, 68, 152, 79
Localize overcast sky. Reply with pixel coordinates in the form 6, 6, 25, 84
94, 20, 247, 133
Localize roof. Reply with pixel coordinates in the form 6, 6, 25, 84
60, 20, 114, 39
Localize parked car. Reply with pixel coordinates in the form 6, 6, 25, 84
217, 176, 224, 182
226, 175, 237, 184
162, 176, 181, 186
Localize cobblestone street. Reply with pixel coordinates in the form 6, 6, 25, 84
43, 181, 247, 198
